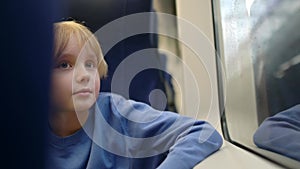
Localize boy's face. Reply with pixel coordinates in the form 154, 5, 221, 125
51, 34, 100, 113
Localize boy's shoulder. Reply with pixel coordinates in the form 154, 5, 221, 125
99, 92, 124, 98
96, 92, 179, 122
98, 92, 151, 108
98, 92, 127, 104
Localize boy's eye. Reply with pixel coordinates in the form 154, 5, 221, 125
57, 62, 72, 69
85, 61, 97, 69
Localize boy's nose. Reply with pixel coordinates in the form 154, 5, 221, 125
75, 65, 90, 83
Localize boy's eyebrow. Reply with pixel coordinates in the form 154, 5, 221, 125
85, 54, 98, 61
57, 53, 99, 64
79, 49, 100, 62
55, 53, 75, 61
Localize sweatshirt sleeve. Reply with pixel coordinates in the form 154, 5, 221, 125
253, 104, 300, 161
99, 93, 223, 169
156, 120, 223, 169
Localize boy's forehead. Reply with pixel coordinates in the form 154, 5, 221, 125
62, 35, 98, 58
65, 35, 81, 50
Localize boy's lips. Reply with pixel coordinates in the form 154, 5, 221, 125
73, 88, 92, 95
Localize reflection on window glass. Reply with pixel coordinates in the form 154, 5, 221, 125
250, 0, 300, 119
216, 0, 300, 167
253, 105, 300, 162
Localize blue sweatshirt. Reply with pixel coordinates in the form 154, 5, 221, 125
254, 104, 300, 161
46, 92, 223, 169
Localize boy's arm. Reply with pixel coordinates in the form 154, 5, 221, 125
155, 118, 223, 169
253, 104, 300, 161
102, 93, 223, 169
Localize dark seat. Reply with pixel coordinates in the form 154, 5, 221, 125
66, 0, 177, 112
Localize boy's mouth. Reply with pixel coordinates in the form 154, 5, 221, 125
73, 88, 93, 95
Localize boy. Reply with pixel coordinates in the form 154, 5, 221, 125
47, 20, 223, 169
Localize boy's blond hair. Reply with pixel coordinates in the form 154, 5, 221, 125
53, 21, 108, 78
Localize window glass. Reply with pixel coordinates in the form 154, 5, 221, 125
213, 0, 300, 168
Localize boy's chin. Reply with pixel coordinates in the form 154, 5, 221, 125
73, 104, 92, 124
73, 101, 95, 113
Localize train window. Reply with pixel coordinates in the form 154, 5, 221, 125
213, 0, 300, 168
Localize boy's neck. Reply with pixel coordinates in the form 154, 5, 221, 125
49, 111, 89, 137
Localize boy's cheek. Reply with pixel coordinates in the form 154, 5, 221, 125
94, 78, 100, 97
52, 82, 71, 96
51, 74, 72, 97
